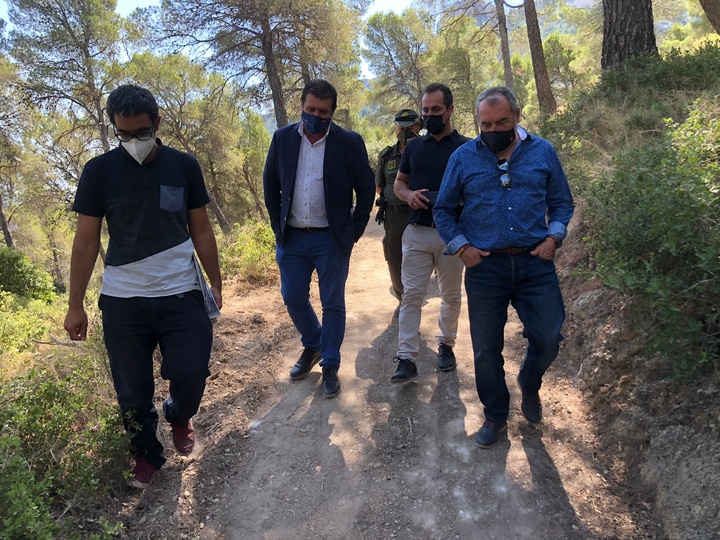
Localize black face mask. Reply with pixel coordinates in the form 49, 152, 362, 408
397, 129, 418, 145
481, 127, 516, 154
423, 114, 446, 135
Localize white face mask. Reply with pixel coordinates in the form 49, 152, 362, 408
122, 137, 155, 165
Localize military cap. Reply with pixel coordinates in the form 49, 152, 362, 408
394, 109, 421, 127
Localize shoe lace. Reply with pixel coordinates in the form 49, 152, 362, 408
322, 367, 337, 381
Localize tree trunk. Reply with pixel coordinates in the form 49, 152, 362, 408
50, 240, 66, 293
699, 0, 720, 34
495, 0, 513, 89
95, 95, 111, 153
524, 0, 556, 115
208, 194, 231, 233
0, 197, 14, 248
602, 0, 658, 69
242, 162, 267, 222
260, 18, 288, 128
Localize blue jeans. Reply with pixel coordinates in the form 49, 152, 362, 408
99, 291, 213, 469
465, 253, 565, 423
276, 227, 352, 370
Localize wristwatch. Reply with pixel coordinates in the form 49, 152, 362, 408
546, 235, 562, 248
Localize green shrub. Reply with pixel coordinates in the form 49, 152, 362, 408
0, 247, 56, 302
583, 98, 720, 376
220, 220, 277, 284
0, 291, 58, 356
0, 355, 126, 537
542, 43, 720, 194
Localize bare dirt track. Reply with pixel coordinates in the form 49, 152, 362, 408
114, 223, 662, 540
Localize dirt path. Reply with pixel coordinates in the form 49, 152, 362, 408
116, 224, 659, 539
190, 225, 656, 539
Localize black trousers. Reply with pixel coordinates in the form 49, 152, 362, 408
99, 291, 212, 469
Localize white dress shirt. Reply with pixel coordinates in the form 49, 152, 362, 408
288, 122, 330, 228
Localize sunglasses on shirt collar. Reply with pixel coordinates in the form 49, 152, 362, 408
497, 159, 511, 189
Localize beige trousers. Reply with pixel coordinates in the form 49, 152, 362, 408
397, 224, 464, 361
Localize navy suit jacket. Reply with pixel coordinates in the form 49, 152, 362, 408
263, 121, 376, 251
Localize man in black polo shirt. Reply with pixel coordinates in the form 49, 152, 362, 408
64, 85, 222, 489
391, 83, 471, 383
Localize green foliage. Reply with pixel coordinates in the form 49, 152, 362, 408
542, 43, 720, 196
541, 44, 720, 378
0, 291, 59, 356
0, 247, 56, 301
0, 355, 126, 538
581, 99, 720, 376
219, 221, 277, 284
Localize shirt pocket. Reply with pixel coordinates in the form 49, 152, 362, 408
159, 185, 185, 213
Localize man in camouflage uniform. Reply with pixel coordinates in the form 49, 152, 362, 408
375, 109, 423, 305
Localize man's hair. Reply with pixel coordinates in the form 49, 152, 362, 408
301, 79, 338, 111
106, 85, 159, 124
423, 83, 453, 107
476, 86, 520, 114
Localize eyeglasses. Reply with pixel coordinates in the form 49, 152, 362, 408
497, 159, 511, 189
112, 125, 155, 142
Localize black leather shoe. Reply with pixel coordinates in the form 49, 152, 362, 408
517, 374, 542, 424
475, 420, 508, 448
391, 357, 417, 383
321, 367, 341, 398
437, 343, 457, 371
289, 349, 321, 380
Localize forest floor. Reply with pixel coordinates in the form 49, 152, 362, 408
103, 221, 719, 540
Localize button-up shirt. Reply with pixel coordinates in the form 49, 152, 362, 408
288, 122, 330, 228
434, 127, 574, 253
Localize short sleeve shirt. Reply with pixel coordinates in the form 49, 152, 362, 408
73, 140, 211, 297
399, 130, 471, 224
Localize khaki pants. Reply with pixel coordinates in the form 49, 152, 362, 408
397, 223, 464, 360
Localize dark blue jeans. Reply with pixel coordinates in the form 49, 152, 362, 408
465, 253, 565, 423
99, 291, 212, 469
276, 227, 352, 370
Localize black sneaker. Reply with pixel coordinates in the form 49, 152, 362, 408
474, 420, 508, 448
321, 367, 341, 398
517, 374, 542, 424
437, 343, 457, 371
289, 349, 322, 380
391, 357, 418, 383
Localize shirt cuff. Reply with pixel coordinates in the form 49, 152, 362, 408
546, 222, 568, 241
444, 234, 470, 256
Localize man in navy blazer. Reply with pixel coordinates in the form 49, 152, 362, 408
263, 79, 375, 398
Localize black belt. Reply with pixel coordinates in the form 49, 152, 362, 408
289, 225, 329, 232
488, 243, 539, 255
415, 220, 436, 228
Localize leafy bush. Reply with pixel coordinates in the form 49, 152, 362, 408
0, 355, 126, 537
583, 98, 720, 376
542, 43, 720, 193
0, 291, 59, 357
0, 247, 56, 302
219, 220, 278, 284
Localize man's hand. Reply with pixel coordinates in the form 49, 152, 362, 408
460, 246, 489, 268
64, 307, 89, 341
406, 188, 430, 210
530, 237, 557, 260
211, 285, 223, 311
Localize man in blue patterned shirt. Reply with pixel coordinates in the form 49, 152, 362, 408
434, 86, 574, 449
